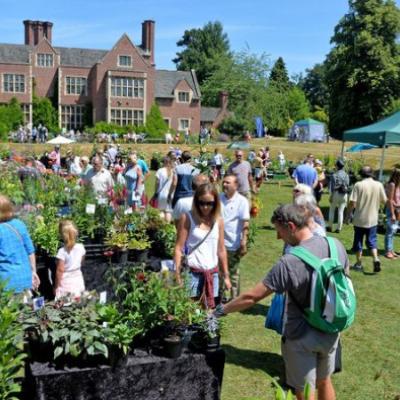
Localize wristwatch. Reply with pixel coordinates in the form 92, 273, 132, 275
213, 303, 226, 318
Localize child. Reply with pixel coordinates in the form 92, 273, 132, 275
54, 220, 86, 298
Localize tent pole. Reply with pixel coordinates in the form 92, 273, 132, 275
379, 145, 386, 182
340, 141, 345, 158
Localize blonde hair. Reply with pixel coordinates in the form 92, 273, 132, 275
0, 195, 14, 222
59, 220, 78, 251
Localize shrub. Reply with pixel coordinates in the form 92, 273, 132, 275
218, 116, 247, 137
145, 104, 168, 138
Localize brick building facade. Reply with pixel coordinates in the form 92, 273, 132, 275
0, 20, 204, 133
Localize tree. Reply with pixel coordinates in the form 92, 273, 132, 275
300, 63, 329, 110
145, 104, 168, 138
269, 57, 290, 89
173, 21, 231, 87
325, 0, 400, 138
32, 96, 58, 132
286, 87, 310, 122
0, 98, 24, 140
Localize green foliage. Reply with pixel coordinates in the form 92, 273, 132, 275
32, 95, 58, 133
286, 86, 311, 122
145, 104, 168, 138
0, 282, 25, 400
269, 57, 291, 89
0, 98, 24, 140
300, 63, 329, 110
87, 121, 125, 135
173, 21, 232, 86
325, 0, 400, 138
0, 171, 24, 205
311, 106, 329, 126
218, 115, 248, 136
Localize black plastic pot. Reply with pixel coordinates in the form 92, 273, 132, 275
112, 250, 129, 264
129, 249, 149, 263
163, 336, 183, 359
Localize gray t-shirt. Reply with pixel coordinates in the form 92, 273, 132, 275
263, 235, 349, 340
228, 161, 252, 194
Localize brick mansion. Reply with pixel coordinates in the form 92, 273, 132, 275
0, 20, 229, 132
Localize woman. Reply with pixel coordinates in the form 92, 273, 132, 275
174, 184, 231, 309
55, 220, 86, 298
123, 154, 143, 209
154, 156, 175, 222
294, 194, 326, 237
384, 168, 400, 259
0, 195, 39, 293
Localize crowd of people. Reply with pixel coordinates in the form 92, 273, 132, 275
1, 143, 399, 400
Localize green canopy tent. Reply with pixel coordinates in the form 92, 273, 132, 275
341, 111, 400, 180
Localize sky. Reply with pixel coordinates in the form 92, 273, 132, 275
0, 0, 398, 76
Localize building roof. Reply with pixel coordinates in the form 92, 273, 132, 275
201, 107, 221, 122
155, 70, 201, 99
0, 42, 146, 67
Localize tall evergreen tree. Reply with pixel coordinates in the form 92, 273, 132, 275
173, 21, 231, 87
325, 0, 400, 138
269, 57, 290, 89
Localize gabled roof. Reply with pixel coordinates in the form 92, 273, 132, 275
155, 70, 200, 99
0, 42, 146, 68
201, 107, 221, 122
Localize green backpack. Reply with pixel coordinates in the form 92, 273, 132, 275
290, 237, 356, 334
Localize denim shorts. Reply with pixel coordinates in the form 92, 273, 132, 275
188, 271, 219, 298
352, 225, 378, 252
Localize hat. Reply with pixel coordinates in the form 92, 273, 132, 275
315, 159, 322, 165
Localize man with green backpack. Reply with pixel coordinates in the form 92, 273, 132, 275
214, 203, 356, 400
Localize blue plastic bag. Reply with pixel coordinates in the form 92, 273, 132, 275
265, 293, 285, 334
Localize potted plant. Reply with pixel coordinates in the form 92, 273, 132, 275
105, 232, 129, 263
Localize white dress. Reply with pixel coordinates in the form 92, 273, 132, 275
155, 167, 174, 211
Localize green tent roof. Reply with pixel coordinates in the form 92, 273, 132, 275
294, 118, 324, 126
343, 111, 400, 146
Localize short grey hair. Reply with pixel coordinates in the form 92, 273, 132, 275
294, 194, 317, 213
270, 204, 310, 229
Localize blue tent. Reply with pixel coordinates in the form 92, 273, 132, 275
292, 118, 325, 142
255, 116, 264, 138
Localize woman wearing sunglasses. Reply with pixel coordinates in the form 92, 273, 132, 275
174, 183, 231, 309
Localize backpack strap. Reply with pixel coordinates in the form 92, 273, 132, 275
290, 246, 322, 271
326, 237, 338, 261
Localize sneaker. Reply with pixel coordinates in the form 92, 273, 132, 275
373, 259, 381, 273
385, 252, 395, 259
351, 263, 363, 272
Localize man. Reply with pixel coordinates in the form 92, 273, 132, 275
170, 151, 199, 208
215, 204, 349, 400
292, 156, 318, 189
227, 150, 253, 200
327, 159, 349, 233
346, 166, 387, 272
106, 144, 118, 166
17, 157, 41, 182
85, 156, 114, 202
220, 174, 250, 299
172, 174, 209, 225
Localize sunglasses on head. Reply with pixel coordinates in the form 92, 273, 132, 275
198, 200, 215, 207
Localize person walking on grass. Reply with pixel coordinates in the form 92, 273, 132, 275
384, 168, 400, 259
214, 204, 348, 400
346, 166, 386, 273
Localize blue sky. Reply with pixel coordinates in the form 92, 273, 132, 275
0, 0, 398, 76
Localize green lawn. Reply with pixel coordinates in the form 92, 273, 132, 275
220, 179, 400, 400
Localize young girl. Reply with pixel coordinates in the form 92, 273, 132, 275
55, 220, 86, 298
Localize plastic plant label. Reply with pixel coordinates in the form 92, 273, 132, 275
85, 204, 96, 214
99, 291, 107, 304
33, 297, 45, 311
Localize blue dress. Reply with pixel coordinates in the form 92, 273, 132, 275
124, 166, 140, 206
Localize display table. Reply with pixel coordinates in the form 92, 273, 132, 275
22, 349, 225, 400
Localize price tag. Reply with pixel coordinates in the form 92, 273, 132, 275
85, 204, 96, 214
99, 291, 107, 304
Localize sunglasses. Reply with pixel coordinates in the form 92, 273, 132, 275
198, 201, 215, 207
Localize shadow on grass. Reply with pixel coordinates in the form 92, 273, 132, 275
259, 225, 276, 231
240, 303, 269, 317
222, 343, 286, 386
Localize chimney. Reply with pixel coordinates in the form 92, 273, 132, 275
23, 20, 53, 46
141, 20, 155, 66
219, 91, 229, 110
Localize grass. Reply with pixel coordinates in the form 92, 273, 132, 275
221, 179, 400, 400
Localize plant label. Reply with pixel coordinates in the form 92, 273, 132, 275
33, 296, 45, 311
99, 291, 107, 304
85, 204, 96, 214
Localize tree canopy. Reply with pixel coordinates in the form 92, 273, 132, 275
173, 21, 231, 87
325, 0, 400, 138
300, 63, 329, 111
269, 57, 291, 89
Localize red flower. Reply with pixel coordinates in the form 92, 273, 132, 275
136, 272, 146, 281
104, 250, 114, 257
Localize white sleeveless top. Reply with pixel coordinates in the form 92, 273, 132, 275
186, 212, 219, 270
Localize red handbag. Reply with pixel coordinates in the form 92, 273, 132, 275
149, 195, 158, 208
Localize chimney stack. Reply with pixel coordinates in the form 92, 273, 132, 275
219, 91, 229, 110
141, 20, 155, 66
24, 20, 53, 46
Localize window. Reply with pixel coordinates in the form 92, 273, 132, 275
178, 91, 190, 103
21, 104, 30, 124
110, 108, 144, 126
179, 119, 190, 130
111, 77, 144, 98
118, 55, 132, 67
163, 118, 171, 127
61, 105, 85, 130
37, 53, 54, 67
65, 77, 87, 95
3, 74, 25, 93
